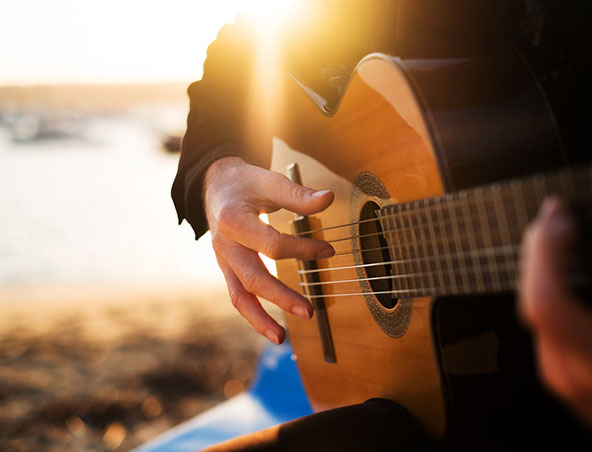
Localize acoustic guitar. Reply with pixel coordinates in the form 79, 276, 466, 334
268, 52, 590, 440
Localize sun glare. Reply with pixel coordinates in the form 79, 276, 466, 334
239, 0, 298, 26
0, 0, 301, 85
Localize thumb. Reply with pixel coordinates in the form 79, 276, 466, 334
264, 173, 334, 216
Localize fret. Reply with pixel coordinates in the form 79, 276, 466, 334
459, 190, 485, 292
393, 206, 408, 294
424, 198, 447, 292
385, 212, 400, 294
491, 184, 515, 290
475, 187, 500, 291
375, 163, 591, 298
510, 179, 529, 235
434, 194, 458, 294
417, 198, 437, 292
406, 202, 419, 291
407, 203, 423, 294
448, 194, 471, 292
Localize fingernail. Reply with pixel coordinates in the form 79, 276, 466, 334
292, 305, 311, 320
312, 189, 331, 198
264, 329, 280, 344
317, 247, 335, 259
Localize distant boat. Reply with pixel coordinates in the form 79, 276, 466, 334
161, 134, 181, 153
6, 112, 87, 142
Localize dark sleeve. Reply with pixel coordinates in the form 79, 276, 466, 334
172, 2, 397, 240
171, 16, 270, 239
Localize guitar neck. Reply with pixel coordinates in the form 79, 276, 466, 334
377, 165, 592, 298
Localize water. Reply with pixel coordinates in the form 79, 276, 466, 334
0, 112, 224, 290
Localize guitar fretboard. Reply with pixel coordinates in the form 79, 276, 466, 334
377, 165, 592, 298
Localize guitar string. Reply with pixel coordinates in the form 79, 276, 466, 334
320, 207, 523, 257
293, 178, 547, 237
325, 183, 592, 252
304, 283, 517, 299
300, 267, 592, 298
293, 168, 591, 298
326, 246, 389, 260
312, 201, 526, 262
295, 215, 386, 236
295, 194, 521, 239
292, 196, 529, 290
322, 205, 526, 248
301, 190, 539, 245
320, 196, 552, 246
332, 235, 509, 259
307, 236, 520, 295
333, 245, 389, 257
297, 243, 519, 276
293, 173, 591, 238
297, 190, 586, 293
299, 258, 518, 288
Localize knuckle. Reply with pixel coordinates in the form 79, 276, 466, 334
241, 268, 260, 294
263, 241, 282, 259
287, 180, 308, 200
211, 234, 225, 252
229, 290, 245, 311
261, 232, 285, 259
216, 206, 237, 234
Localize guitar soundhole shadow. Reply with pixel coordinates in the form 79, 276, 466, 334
359, 201, 398, 309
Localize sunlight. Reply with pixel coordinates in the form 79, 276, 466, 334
239, 0, 298, 26
0, 0, 301, 85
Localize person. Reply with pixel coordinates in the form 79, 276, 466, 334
172, 1, 592, 449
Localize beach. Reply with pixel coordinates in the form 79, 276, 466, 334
0, 96, 271, 451
0, 284, 267, 452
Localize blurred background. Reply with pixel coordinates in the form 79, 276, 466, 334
0, 1, 288, 450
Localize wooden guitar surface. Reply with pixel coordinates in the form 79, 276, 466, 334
268, 53, 563, 439
269, 56, 447, 438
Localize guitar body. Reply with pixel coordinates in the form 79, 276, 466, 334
268, 52, 565, 439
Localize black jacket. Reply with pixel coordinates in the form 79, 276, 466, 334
172, 0, 591, 239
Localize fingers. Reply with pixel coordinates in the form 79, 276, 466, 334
203, 159, 329, 344
216, 254, 286, 344
519, 197, 576, 329
520, 197, 592, 425
259, 171, 334, 216
213, 236, 314, 343
217, 238, 313, 316
217, 206, 334, 260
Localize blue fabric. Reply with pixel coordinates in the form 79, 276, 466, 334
133, 342, 313, 452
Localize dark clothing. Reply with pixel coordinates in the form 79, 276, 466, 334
205, 399, 432, 452
172, 2, 592, 450
172, 0, 591, 240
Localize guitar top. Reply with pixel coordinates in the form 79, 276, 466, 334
268, 51, 589, 441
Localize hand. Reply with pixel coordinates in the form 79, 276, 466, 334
519, 197, 592, 425
203, 156, 335, 344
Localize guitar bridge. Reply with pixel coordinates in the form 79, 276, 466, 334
288, 163, 336, 363
293, 215, 337, 363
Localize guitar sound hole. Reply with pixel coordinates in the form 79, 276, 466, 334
359, 202, 397, 309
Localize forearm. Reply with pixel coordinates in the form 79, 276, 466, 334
172, 16, 270, 239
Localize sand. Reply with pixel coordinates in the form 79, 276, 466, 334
0, 283, 270, 452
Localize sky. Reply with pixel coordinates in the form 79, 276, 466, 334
0, 0, 293, 85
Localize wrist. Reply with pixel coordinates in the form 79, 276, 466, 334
204, 156, 246, 195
